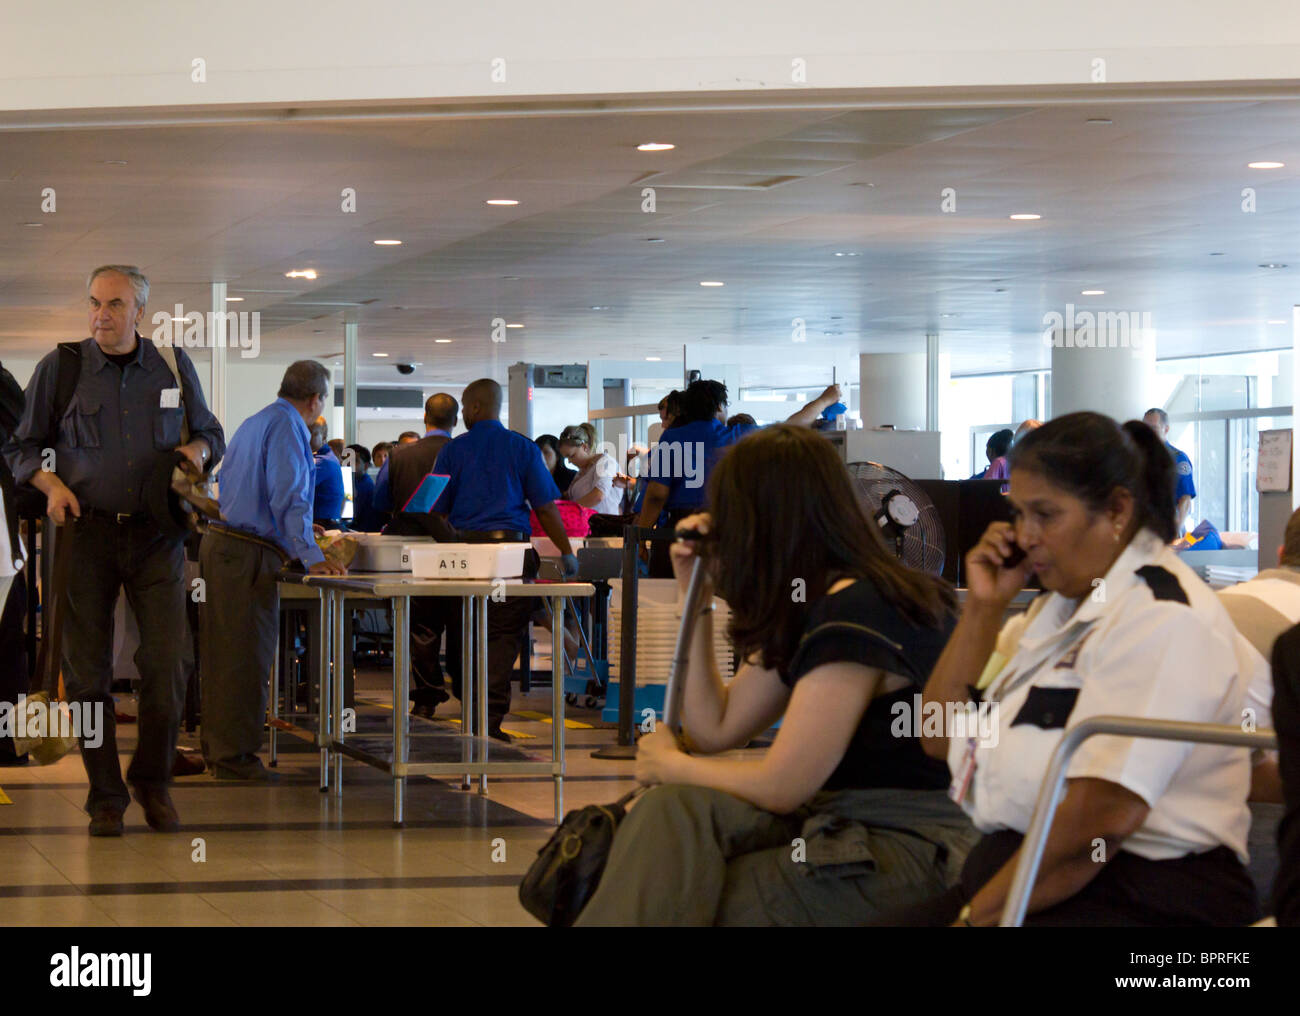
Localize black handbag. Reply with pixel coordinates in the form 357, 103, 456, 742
519, 787, 642, 926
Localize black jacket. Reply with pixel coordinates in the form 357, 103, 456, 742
0, 363, 25, 567
1273, 623, 1300, 925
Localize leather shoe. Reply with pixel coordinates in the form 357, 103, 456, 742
172, 748, 207, 777
411, 687, 450, 719
212, 763, 279, 782
130, 783, 180, 832
487, 723, 515, 744
88, 805, 125, 837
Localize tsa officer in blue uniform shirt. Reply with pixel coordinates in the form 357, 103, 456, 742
200, 361, 346, 779
310, 416, 345, 527
431, 378, 577, 740
636, 377, 842, 575
1144, 408, 1196, 533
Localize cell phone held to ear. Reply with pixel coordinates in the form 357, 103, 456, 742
1001, 543, 1027, 569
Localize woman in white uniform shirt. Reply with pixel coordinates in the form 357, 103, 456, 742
898, 411, 1258, 926
557, 423, 624, 516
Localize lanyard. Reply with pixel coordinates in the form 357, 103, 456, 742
986, 619, 1095, 704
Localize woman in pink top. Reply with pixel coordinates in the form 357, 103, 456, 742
981, 429, 1015, 486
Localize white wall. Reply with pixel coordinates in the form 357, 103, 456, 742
357, 418, 426, 452
1, 358, 42, 390
6, 1, 1300, 114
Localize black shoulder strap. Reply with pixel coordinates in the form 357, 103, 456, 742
1135, 564, 1190, 605
51, 341, 83, 435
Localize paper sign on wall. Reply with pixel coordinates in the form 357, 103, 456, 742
1257, 429, 1292, 492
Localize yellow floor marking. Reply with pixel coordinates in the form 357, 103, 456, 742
355, 699, 533, 738
0, 786, 12, 805
512, 710, 593, 730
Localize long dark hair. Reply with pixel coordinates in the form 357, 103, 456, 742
708, 425, 956, 674
1007, 411, 1178, 542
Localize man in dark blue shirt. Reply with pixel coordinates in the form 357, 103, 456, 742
310, 417, 345, 526
433, 378, 577, 739
636, 378, 841, 575
200, 361, 346, 780
1144, 408, 1196, 533
2, 265, 225, 836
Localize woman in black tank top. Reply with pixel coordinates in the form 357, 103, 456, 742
573, 425, 977, 926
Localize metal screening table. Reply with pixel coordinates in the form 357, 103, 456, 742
277, 573, 593, 825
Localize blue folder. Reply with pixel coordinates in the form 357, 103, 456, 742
400, 473, 450, 514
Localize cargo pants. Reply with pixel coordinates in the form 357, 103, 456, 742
574, 783, 979, 926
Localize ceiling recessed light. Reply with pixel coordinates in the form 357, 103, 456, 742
1260, 263, 1288, 269
833, 252, 860, 257
637, 142, 675, 152
373, 239, 402, 246
699, 281, 724, 287
22, 222, 43, 227
435, 339, 453, 344
940, 313, 957, 319
372, 352, 389, 357
1081, 289, 1105, 295
285, 269, 318, 279
644, 237, 665, 243
486, 198, 519, 206
225, 296, 244, 302
1085, 118, 1113, 126
589, 305, 608, 311
101, 159, 128, 166
645, 356, 662, 361
506, 322, 524, 329
1009, 213, 1041, 221
1248, 161, 1285, 170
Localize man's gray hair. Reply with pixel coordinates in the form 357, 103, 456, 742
87, 265, 150, 307
1144, 407, 1169, 426
279, 360, 331, 402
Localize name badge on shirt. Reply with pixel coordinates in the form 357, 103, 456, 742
160, 388, 181, 409
948, 737, 978, 805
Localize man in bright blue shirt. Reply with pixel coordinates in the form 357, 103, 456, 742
635, 378, 842, 574
1144, 407, 1196, 533
311, 418, 345, 526
200, 361, 345, 780
432, 378, 578, 739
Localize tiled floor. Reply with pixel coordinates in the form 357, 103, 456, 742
0, 671, 645, 927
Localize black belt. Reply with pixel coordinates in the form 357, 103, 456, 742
206, 523, 291, 564
459, 529, 528, 543
81, 507, 151, 526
